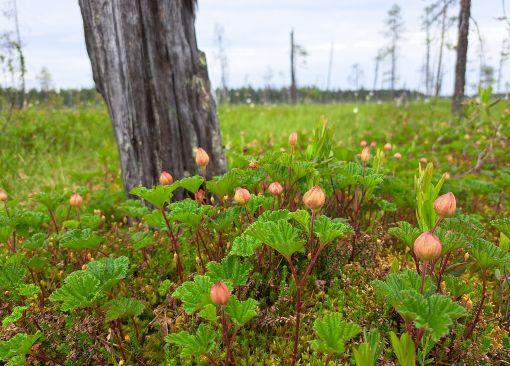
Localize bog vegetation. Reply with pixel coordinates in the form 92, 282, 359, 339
0, 90, 509, 365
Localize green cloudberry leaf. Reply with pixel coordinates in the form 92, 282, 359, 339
58, 228, 101, 250
225, 296, 258, 326
311, 312, 361, 355
49, 272, 100, 311
469, 238, 510, 270
172, 275, 213, 314
206, 256, 253, 287
0, 332, 41, 366
388, 221, 420, 248
166, 324, 218, 358
230, 234, 261, 257
85, 256, 130, 292
2, 306, 28, 327
314, 215, 352, 245
103, 297, 145, 322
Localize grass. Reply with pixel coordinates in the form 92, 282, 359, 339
0, 97, 509, 365
1, 100, 453, 199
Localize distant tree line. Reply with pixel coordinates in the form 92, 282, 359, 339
216, 87, 427, 104
0, 87, 102, 110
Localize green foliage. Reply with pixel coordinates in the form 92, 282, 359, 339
85, 256, 130, 292
206, 170, 239, 198
414, 163, 446, 232
245, 220, 305, 259
389, 332, 415, 366
166, 324, 218, 359
353, 330, 383, 366
313, 215, 352, 245
0, 262, 27, 290
206, 256, 253, 287
225, 296, 258, 326
491, 218, 510, 238
169, 199, 207, 228
469, 238, 510, 270
388, 221, 420, 248
2, 306, 28, 326
0, 332, 41, 366
49, 272, 101, 311
58, 228, 101, 250
172, 275, 214, 314
230, 234, 261, 257
311, 312, 361, 355
172, 175, 204, 194
397, 291, 466, 341
130, 185, 175, 209
103, 297, 145, 322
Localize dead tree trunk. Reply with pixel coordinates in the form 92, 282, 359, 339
78, 0, 226, 196
451, 0, 471, 117
434, 0, 448, 97
290, 29, 297, 104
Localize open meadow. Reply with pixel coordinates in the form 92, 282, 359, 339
0, 96, 509, 365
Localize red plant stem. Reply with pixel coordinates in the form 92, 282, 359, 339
436, 252, 451, 293
299, 244, 325, 288
205, 354, 219, 366
48, 208, 59, 234
291, 285, 302, 366
288, 212, 325, 366
160, 208, 183, 282
308, 210, 316, 253
464, 269, 487, 339
420, 261, 428, 294
430, 216, 442, 234
196, 227, 213, 261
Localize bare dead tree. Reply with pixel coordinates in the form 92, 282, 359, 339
289, 29, 307, 104
290, 29, 297, 104
422, 4, 435, 96
79, 0, 226, 197
214, 23, 229, 104
348, 63, 364, 90
434, 0, 453, 97
383, 4, 405, 94
452, 0, 471, 117
372, 49, 385, 91
326, 42, 334, 90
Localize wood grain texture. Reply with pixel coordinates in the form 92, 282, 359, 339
79, 0, 226, 196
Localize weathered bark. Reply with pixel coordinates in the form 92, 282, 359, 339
451, 0, 471, 117
78, 0, 226, 196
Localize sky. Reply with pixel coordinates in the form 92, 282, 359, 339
1, 0, 508, 95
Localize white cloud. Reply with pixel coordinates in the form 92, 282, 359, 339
4, 0, 507, 94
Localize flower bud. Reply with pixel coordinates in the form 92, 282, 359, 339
268, 182, 283, 196
360, 140, 367, 147
413, 232, 442, 261
210, 281, 230, 305
433, 192, 456, 218
0, 189, 7, 202
360, 147, 371, 163
393, 152, 402, 160
288, 132, 298, 146
384, 143, 392, 151
234, 188, 251, 205
69, 192, 83, 207
303, 186, 325, 210
370, 141, 377, 147
195, 147, 210, 167
420, 157, 428, 164
159, 171, 174, 185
